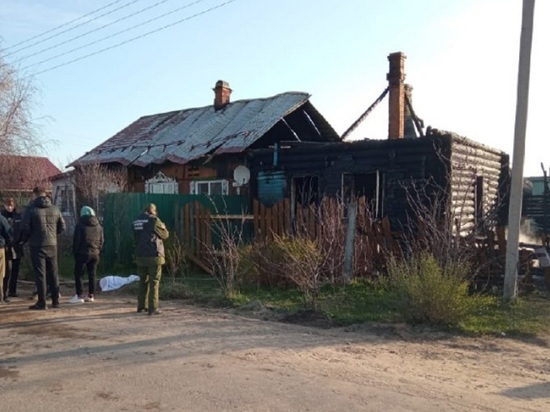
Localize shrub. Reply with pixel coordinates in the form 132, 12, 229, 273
240, 241, 292, 287
386, 252, 475, 326
272, 235, 325, 310
165, 234, 189, 280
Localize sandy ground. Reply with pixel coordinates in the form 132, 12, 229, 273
1, 283, 549, 412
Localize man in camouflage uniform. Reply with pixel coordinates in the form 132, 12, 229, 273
132, 203, 169, 315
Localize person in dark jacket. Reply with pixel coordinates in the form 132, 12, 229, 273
132, 203, 169, 315
0, 213, 13, 305
1, 198, 24, 300
21, 187, 65, 310
69, 206, 104, 304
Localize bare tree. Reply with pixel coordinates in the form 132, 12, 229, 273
71, 163, 128, 260
72, 163, 128, 214
0, 50, 41, 155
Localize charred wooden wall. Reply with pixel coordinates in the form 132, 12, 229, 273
249, 134, 509, 232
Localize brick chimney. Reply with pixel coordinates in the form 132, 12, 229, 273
387, 52, 406, 139
213, 80, 232, 110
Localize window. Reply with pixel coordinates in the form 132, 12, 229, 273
145, 172, 178, 194
190, 179, 229, 196
54, 184, 75, 215
342, 171, 383, 218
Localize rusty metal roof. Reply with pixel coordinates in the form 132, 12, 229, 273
71, 92, 338, 167
0, 155, 62, 191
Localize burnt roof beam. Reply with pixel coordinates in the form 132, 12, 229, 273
282, 118, 302, 142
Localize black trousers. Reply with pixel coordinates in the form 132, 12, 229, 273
3, 258, 21, 297
30, 246, 59, 306
74, 254, 99, 297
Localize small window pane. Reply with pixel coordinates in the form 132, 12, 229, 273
198, 183, 209, 194
210, 182, 222, 195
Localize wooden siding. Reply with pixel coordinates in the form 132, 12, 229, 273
127, 155, 251, 196
449, 137, 510, 233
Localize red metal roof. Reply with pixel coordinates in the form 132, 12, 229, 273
0, 155, 62, 191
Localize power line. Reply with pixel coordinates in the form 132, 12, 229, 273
12, 0, 175, 64
4, 0, 127, 51
5, 0, 144, 57
24, 0, 236, 78
21, 0, 209, 71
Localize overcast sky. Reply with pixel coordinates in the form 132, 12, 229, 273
1, 0, 548, 176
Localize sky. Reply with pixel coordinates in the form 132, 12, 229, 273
0, 0, 548, 176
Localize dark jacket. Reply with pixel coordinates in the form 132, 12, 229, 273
0, 214, 13, 250
133, 212, 169, 264
73, 215, 104, 257
1, 209, 24, 259
21, 196, 65, 248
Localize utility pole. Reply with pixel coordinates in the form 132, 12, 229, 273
503, 0, 536, 300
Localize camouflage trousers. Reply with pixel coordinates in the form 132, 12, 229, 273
136, 261, 162, 312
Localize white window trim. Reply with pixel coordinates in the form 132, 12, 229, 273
145, 172, 178, 194
189, 179, 229, 195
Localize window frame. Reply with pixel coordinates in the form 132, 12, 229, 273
189, 179, 229, 196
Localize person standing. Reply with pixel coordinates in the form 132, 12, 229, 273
1, 198, 24, 300
0, 213, 13, 305
69, 206, 104, 304
21, 187, 65, 310
132, 203, 169, 315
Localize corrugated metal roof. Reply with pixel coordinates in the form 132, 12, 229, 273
72, 92, 334, 167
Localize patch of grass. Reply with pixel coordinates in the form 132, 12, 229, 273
226, 279, 401, 325
314, 281, 401, 325
230, 286, 305, 313
124, 270, 550, 338
159, 274, 232, 307
459, 292, 550, 337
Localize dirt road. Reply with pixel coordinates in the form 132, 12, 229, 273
1, 285, 549, 412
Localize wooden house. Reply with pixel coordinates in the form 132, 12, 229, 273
70, 81, 340, 197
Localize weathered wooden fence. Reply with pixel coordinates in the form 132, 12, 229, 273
181, 197, 410, 276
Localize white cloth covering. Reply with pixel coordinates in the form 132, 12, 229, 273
99, 275, 140, 291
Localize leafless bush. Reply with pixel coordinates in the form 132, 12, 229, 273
72, 163, 128, 214
399, 151, 508, 286
202, 201, 249, 297
165, 234, 190, 282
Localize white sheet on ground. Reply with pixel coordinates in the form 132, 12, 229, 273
99, 275, 140, 291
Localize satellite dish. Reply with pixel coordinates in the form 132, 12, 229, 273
233, 165, 250, 186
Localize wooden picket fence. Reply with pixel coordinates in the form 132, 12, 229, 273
180, 197, 406, 276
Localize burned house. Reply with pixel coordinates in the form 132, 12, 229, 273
248, 131, 510, 232
248, 52, 510, 233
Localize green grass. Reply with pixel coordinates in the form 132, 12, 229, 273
54, 254, 547, 339
150, 275, 550, 337
459, 292, 550, 337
